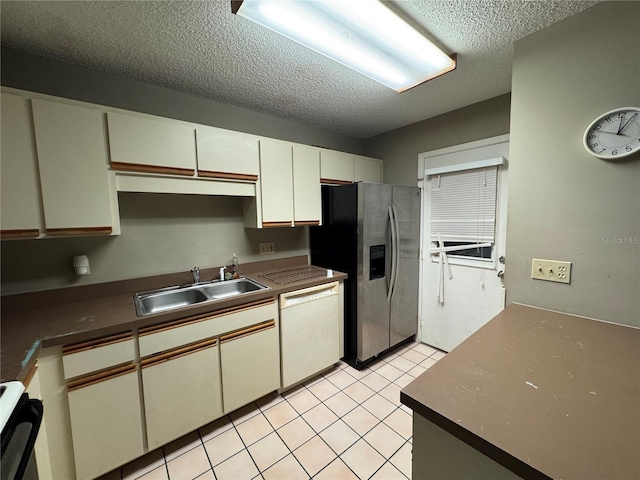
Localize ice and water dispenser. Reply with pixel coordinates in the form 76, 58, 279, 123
369, 245, 386, 280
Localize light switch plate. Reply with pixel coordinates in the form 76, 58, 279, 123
259, 242, 275, 255
531, 259, 572, 284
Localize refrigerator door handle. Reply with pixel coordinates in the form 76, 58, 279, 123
391, 205, 400, 299
387, 206, 398, 302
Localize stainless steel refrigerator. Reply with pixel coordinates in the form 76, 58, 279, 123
310, 182, 420, 369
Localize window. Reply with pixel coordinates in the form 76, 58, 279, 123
429, 165, 498, 260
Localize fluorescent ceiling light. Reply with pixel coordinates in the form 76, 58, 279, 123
232, 0, 456, 92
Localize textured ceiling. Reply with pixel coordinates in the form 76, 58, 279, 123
0, 0, 600, 138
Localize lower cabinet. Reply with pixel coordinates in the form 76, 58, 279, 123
66, 366, 144, 480
220, 319, 280, 413
141, 339, 223, 450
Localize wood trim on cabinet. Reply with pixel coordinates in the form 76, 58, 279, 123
22, 364, 38, 389
63, 332, 133, 355
139, 298, 276, 337
220, 319, 276, 344
140, 338, 218, 368
197, 170, 258, 182
294, 221, 320, 227
110, 161, 195, 177
0, 229, 40, 240
46, 226, 112, 237
67, 363, 136, 391
320, 178, 352, 185
262, 221, 293, 228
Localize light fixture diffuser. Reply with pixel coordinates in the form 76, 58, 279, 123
232, 0, 456, 92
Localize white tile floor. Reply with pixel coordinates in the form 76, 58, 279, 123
101, 342, 445, 480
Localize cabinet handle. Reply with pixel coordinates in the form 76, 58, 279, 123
63, 332, 133, 355
110, 161, 195, 177
46, 227, 112, 237
141, 338, 218, 368
139, 298, 276, 336
262, 221, 293, 228
220, 320, 276, 343
198, 171, 258, 182
67, 364, 136, 391
0, 229, 40, 240
294, 221, 320, 226
320, 178, 352, 185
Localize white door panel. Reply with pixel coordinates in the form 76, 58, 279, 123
419, 135, 509, 351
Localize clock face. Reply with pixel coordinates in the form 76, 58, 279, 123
583, 107, 640, 159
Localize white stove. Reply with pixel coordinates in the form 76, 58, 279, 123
0, 382, 26, 433
1, 381, 42, 480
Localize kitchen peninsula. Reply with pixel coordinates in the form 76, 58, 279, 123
401, 303, 640, 480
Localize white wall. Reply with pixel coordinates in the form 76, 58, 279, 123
505, 1, 640, 326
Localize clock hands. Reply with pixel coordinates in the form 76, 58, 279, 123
617, 112, 638, 135
616, 118, 624, 135
600, 130, 628, 136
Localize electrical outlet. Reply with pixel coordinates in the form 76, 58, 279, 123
531, 259, 572, 284
259, 242, 275, 255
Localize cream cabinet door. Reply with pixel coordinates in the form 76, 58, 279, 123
196, 126, 259, 181
220, 320, 280, 413
320, 149, 354, 184
31, 99, 119, 236
107, 112, 197, 175
142, 340, 222, 450
354, 155, 383, 183
259, 138, 294, 227
67, 367, 144, 480
0, 93, 43, 239
292, 144, 321, 225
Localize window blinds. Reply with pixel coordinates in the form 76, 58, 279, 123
430, 166, 498, 243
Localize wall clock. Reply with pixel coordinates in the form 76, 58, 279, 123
583, 107, 640, 159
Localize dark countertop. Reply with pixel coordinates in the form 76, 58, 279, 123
1, 256, 346, 383
401, 303, 640, 480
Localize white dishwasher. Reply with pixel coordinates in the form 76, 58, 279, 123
280, 281, 340, 389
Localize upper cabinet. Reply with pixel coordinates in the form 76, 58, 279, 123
196, 126, 260, 181
320, 151, 383, 185
107, 112, 197, 176
1, 88, 383, 234
320, 149, 354, 185
31, 99, 120, 236
0, 94, 43, 239
244, 140, 322, 228
354, 155, 383, 183
292, 144, 321, 225
259, 138, 294, 227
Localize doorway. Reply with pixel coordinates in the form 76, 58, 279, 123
417, 135, 509, 352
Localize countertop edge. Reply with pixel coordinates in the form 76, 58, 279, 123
400, 390, 550, 480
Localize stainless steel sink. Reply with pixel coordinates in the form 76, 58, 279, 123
133, 278, 270, 316
203, 279, 265, 299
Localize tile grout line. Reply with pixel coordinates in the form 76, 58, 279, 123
196, 428, 217, 480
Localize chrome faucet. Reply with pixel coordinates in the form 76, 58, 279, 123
191, 266, 200, 284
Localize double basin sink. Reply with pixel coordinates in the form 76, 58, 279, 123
134, 277, 270, 316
